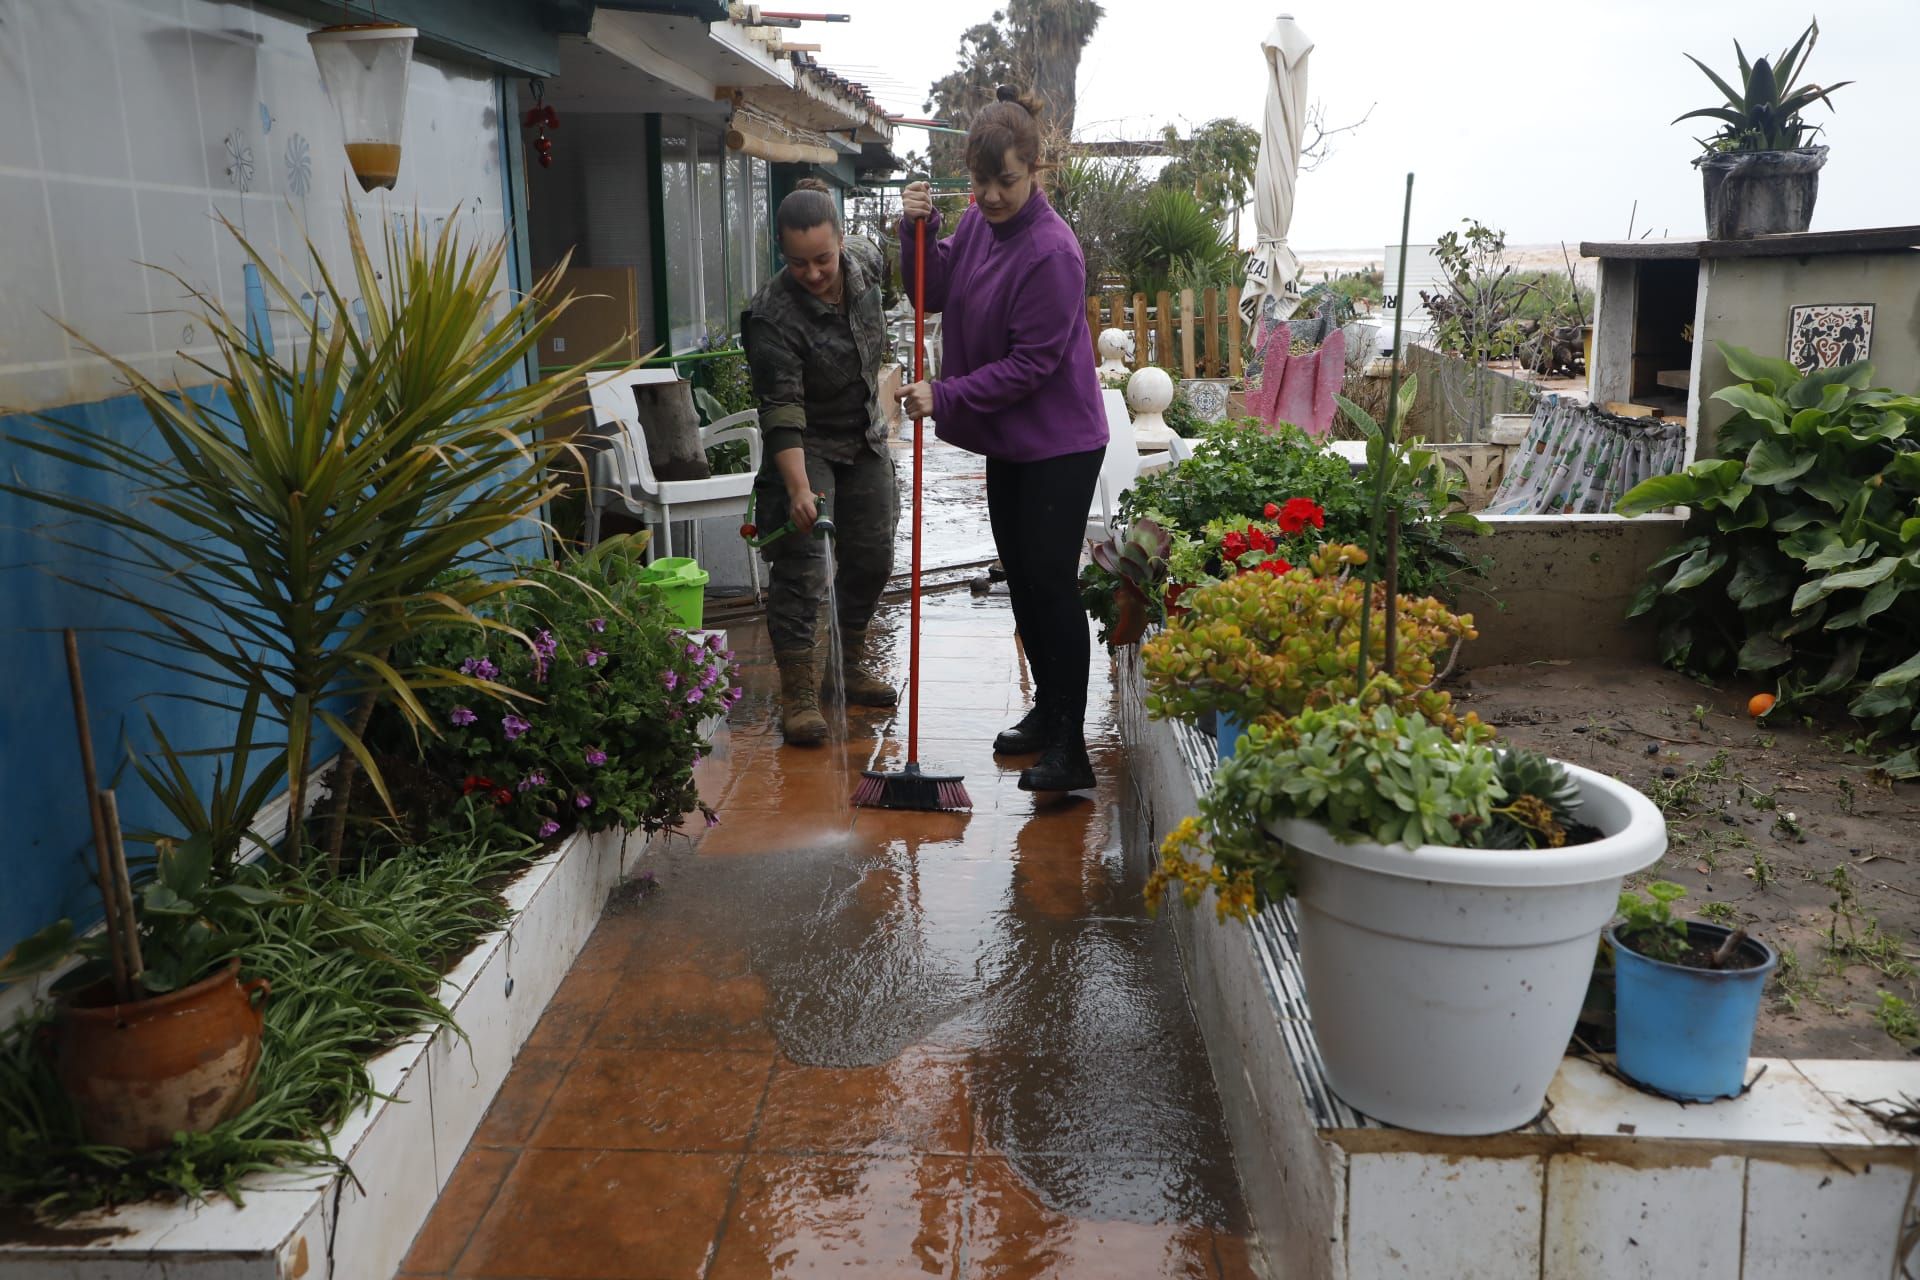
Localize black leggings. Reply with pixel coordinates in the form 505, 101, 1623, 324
986, 446, 1105, 741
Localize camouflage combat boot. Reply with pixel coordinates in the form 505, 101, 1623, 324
776, 649, 829, 746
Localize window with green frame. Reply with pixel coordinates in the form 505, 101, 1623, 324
662, 116, 772, 352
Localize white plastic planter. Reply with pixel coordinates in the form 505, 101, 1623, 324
1267, 760, 1666, 1135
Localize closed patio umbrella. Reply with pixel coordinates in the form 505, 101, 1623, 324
1239, 14, 1314, 338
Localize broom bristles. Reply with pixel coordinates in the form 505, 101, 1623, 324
853, 762, 971, 812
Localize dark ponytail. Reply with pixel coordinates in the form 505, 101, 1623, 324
776, 176, 840, 239
965, 85, 1049, 181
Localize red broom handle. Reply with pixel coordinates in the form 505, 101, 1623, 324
909, 218, 926, 761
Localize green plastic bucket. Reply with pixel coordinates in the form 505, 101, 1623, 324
637, 556, 710, 629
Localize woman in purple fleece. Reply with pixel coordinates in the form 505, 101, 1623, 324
898, 85, 1108, 794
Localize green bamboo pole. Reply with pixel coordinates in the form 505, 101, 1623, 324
1356, 173, 1414, 693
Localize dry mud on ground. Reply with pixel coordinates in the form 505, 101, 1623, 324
1453, 660, 1920, 1062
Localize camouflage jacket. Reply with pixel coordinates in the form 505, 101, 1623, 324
746, 234, 889, 465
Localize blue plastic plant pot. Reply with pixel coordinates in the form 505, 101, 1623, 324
1216, 713, 1244, 761
1608, 921, 1776, 1102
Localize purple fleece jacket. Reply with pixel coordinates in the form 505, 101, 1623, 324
898, 190, 1108, 463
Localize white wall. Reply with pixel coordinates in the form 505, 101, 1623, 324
0, 0, 509, 414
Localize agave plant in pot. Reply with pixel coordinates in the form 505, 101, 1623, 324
1087, 518, 1173, 647
1678, 17, 1851, 239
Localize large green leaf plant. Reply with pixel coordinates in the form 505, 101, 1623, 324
1617, 343, 1920, 774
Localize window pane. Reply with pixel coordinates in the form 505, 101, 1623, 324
695, 128, 726, 347
726, 149, 752, 328
752, 159, 771, 289
660, 122, 698, 352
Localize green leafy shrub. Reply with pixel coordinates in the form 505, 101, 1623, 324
1614, 881, 1692, 964
1151, 696, 1585, 918
1141, 543, 1478, 732
379, 539, 738, 842
1617, 343, 1920, 775
1121, 417, 1481, 598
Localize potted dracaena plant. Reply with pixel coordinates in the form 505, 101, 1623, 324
1145, 183, 1667, 1135
1678, 17, 1851, 239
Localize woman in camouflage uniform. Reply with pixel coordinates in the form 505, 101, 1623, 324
746, 178, 899, 746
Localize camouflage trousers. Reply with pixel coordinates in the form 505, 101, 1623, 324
757, 449, 899, 655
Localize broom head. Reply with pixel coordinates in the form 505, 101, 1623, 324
853, 760, 971, 812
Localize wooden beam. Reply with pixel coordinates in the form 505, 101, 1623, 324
1227, 284, 1244, 379
726, 126, 837, 165
1179, 289, 1196, 379
1155, 291, 1174, 371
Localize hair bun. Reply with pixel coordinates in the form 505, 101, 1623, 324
794, 176, 831, 193
994, 84, 1046, 118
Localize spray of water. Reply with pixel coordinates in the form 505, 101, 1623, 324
818, 531, 853, 821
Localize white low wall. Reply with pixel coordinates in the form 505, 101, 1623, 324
1117, 648, 1920, 1280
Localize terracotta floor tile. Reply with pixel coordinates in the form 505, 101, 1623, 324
522, 965, 622, 1053
756, 1048, 972, 1156
530, 1047, 772, 1152
592, 967, 778, 1051
402, 1146, 516, 1273
965, 1156, 1218, 1280
706, 1155, 966, 1278
472, 1045, 572, 1148
454, 1148, 737, 1279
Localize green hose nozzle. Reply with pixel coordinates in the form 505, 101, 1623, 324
739, 491, 832, 548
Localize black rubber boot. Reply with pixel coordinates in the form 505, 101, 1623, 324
993, 702, 1048, 755
1018, 710, 1095, 792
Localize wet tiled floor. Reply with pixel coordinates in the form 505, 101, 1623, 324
398, 453, 1253, 1278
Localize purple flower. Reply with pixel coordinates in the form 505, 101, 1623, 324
685, 643, 704, 659
663, 669, 680, 691
538, 820, 561, 838
704, 634, 722, 651
686, 688, 705, 705
585, 747, 608, 767
583, 647, 607, 668
534, 628, 558, 658
460, 657, 499, 681
670, 710, 683, 721
502, 714, 531, 741
706, 810, 720, 828
517, 770, 547, 793
575, 792, 592, 809
533, 655, 549, 684
723, 686, 744, 708
588, 617, 607, 633
449, 706, 477, 727
699, 665, 719, 689
723, 650, 735, 661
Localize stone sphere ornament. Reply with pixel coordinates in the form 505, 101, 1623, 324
1125, 365, 1178, 451
1096, 327, 1135, 380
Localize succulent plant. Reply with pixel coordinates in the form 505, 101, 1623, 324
1090, 518, 1173, 602
1676, 18, 1851, 154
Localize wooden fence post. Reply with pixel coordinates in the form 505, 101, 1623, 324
1228, 284, 1244, 379
1155, 290, 1174, 371
1131, 293, 1148, 373
1202, 287, 1221, 377
1087, 297, 1100, 355
1179, 289, 1197, 379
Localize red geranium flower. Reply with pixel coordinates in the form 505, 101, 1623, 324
461, 774, 495, 795
1254, 556, 1293, 576
1248, 526, 1276, 554
1263, 502, 1280, 520
1221, 531, 1248, 562
493, 787, 514, 806
1277, 497, 1326, 535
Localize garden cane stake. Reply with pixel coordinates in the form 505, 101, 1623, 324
855, 217, 970, 812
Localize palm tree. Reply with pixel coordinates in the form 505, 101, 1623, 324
925, 1, 1104, 175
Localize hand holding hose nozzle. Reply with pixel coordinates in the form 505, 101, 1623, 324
739, 491, 833, 549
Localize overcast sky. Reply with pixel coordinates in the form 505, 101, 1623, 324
815, 0, 1918, 251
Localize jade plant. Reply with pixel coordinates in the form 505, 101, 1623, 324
1150, 693, 1587, 919
1140, 542, 1478, 733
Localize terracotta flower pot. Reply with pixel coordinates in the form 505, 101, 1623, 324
51, 959, 270, 1151
1111, 583, 1150, 647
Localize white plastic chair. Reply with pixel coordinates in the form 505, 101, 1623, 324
582, 368, 763, 600
1086, 392, 1193, 544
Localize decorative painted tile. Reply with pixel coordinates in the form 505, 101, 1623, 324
1346, 1152, 1542, 1279
1744, 1155, 1913, 1279
1543, 1153, 1744, 1279
1788, 303, 1874, 373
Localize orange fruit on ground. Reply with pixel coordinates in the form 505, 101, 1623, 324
1748, 693, 1776, 718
